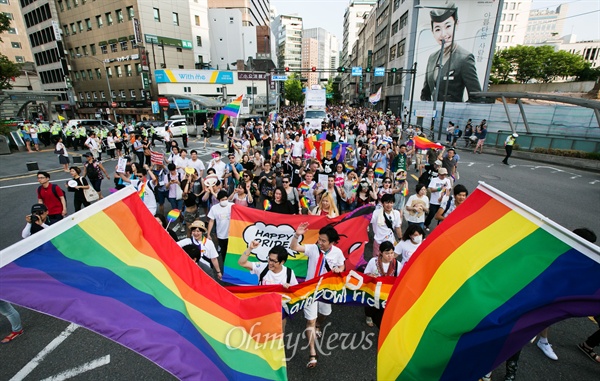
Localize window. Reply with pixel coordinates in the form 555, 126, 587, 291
78, 92, 84, 100
96, 15, 103, 28
80, 70, 86, 80
391, 20, 398, 35
172, 12, 179, 26
246, 86, 257, 95
399, 11, 408, 30
125, 64, 132, 77
8, 28, 16, 34
393, 0, 400, 12
115, 66, 122, 78
11, 42, 22, 48
68, 48, 74, 58
70, 23, 76, 34
74, 71, 80, 80
85, 18, 92, 30
106, 12, 113, 26
120, 41, 128, 51
130, 39, 137, 49
86, 92, 91, 100
196, 36, 202, 47
195, 15, 200, 26
119, 90, 126, 98
58, 1, 64, 11
127, 6, 134, 20
389, 45, 396, 60
135, 63, 142, 75
82, 45, 88, 55
75, 47, 80, 56
15, 56, 25, 63
100, 45, 107, 54
90, 44, 96, 55
87, 69, 93, 80
116, 9, 124, 23
111, 90, 117, 99
397, 39, 406, 57
110, 43, 118, 53
73, 0, 79, 7
63, 24, 69, 36
3, 12, 13, 20
66, 0, 71, 9
93, 92, 98, 99
130, 89, 136, 98
106, 67, 113, 78
100, 91, 105, 99
153, 8, 160, 22
95, 68, 102, 79
77, 21, 83, 32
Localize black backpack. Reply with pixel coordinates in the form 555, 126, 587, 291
37, 183, 67, 206
259, 265, 293, 285
86, 162, 99, 180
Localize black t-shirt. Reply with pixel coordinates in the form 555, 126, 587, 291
322, 158, 336, 174
269, 200, 295, 215
285, 163, 303, 187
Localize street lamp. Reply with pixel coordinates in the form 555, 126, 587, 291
415, 4, 457, 141
75, 54, 118, 122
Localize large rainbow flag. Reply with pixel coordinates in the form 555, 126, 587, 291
228, 271, 396, 318
223, 205, 374, 285
378, 183, 600, 381
219, 94, 244, 117
0, 188, 286, 381
212, 113, 228, 132
413, 135, 443, 150
313, 140, 351, 161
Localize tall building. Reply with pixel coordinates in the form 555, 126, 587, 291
189, 0, 212, 69
524, 4, 569, 45
371, 0, 391, 108
208, 8, 257, 69
385, 0, 412, 113
0, 0, 33, 65
301, 38, 319, 87
342, 1, 376, 68
303, 27, 339, 81
207, 0, 270, 27
496, 0, 533, 50
272, 14, 302, 70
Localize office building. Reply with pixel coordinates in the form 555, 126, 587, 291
524, 4, 569, 45
303, 28, 339, 81
272, 14, 302, 70
496, 0, 533, 50
0, 0, 33, 65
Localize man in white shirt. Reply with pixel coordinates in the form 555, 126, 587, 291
188, 150, 205, 177
424, 167, 452, 231
291, 223, 345, 368
370, 194, 402, 255
85, 132, 100, 159
206, 190, 232, 263
290, 134, 304, 158
207, 151, 227, 180
178, 220, 222, 280
174, 149, 191, 176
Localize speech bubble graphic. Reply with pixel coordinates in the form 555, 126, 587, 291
242, 222, 303, 262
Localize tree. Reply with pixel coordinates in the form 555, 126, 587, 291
0, 13, 11, 41
576, 62, 600, 82
283, 74, 304, 105
0, 13, 21, 90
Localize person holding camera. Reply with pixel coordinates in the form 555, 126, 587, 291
22, 203, 50, 238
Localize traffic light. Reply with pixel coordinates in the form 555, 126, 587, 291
337, 67, 346, 73
311, 66, 317, 72
391, 68, 397, 73
285, 67, 290, 72
366, 67, 371, 73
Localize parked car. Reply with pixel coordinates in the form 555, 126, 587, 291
65, 119, 115, 131
155, 116, 188, 137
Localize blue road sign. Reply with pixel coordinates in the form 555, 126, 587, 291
374, 67, 385, 77
352, 67, 363, 76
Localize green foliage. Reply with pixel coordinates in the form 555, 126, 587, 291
0, 120, 13, 137
283, 73, 304, 105
0, 54, 22, 90
0, 13, 12, 42
532, 147, 600, 160
576, 62, 600, 81
491, 45, 588, 84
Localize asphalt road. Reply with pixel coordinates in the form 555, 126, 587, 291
0, 140, 599, 381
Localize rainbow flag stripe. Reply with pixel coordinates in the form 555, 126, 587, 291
378, 184, 600, 381
374, 167, 385, 176
0, 189, 286, 381
413, 135, 443, 150
219, 94, 244, 117
213, 113, 228, 132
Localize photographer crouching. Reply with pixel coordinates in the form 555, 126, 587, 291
22, 204, 50, 238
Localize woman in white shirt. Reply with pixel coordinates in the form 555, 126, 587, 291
394, 224, 425, 264
404, 183, 430, 229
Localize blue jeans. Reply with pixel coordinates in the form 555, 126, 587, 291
407, 221, 425, 230
0, 301, 22, 332
167, 197, 183, 211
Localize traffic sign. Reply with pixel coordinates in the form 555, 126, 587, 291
157, 97, 169, 107
272, 75, 288, 81
351, 67, 362, 76
111, 102, 117, 108
374, 67, 385, 77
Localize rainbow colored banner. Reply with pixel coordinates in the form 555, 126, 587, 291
223, 205, 374, 285
413, 135, 443, 150
228, 271, 396, 317
313, 140, 350, 161
303, 135, 317, 155
213, 113, 228, 132
378, 183, 600, 381
0, 189, 287, 381
219, 94, 244, 117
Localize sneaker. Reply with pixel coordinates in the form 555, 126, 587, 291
1, 330, 24, 344
537, 340, 558, 360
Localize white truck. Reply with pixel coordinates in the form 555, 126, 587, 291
303, 87, 327, 132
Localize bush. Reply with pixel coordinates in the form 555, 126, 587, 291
532, 147, 600, 160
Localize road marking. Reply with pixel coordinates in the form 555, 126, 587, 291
0, 178, 71, 190
10, 323, 79, 381
410, 174, 419, 181
590, 180, 600, 185
39, 355, 111, 381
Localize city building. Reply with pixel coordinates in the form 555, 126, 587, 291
208, 8, 257, 70
524, 4, 569, 45
272, 14, 302, 71
207, 0, 271, 27
496, 0, 533, 50
189, 0, 212, 70
301, 37, 319, 87
385, 0, 411, 113
371, 0, 392, 108
0, 0, 33, 65
349, 7, 376, 105
303, 27, 339, 81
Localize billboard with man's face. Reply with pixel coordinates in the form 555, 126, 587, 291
415, 0, 501, 103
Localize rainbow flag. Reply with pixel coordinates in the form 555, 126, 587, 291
304, 135, 316, 153
313, 140, 350, 161
228, 271, 396, 318
212, 113, 228, 132
378, 183, 600, 381
219, 94, 244, 117
223, 205, 374, 285
317, 132, 327, 140
0, 188, 286, 381
413, 135, 443, 150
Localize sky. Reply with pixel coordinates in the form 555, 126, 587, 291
270, 0, 600, 46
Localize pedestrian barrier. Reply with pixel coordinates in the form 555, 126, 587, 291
26, 162, 39, 171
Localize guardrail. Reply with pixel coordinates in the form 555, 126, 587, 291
486, 131, 600, 153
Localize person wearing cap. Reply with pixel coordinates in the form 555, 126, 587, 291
177, 220, 222, 280
502, 133, 518, 165
22, 203, 50, 238
420, 4, 482, 103
424, 167, 452, 231
206, 190, 233, 263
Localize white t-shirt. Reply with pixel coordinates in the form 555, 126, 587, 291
250, 263, 299, 286
174, 156, 190, 176
208, 159, 227, 179
428, 176, 452, 206
189, 158, 205, 176
394, 239, 421, 263
304, 243, 345, 280
131, 179, 157, 215
364, 257, 403, 277
370, 209, 402, 244
404, 194, 429, 223
177, 236, 218, 268
207, 202, 232, 239
290, 140, 304, 157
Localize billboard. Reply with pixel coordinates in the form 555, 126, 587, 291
154, 69, 234, 84
415, 0, 501, 103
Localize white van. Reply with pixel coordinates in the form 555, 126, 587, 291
303, 109, 328, 132
66, 119, 115, 131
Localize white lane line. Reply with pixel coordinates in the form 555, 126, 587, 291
39, 355, 111, 381
0, 178, 71, 190
9, 323, 79, 381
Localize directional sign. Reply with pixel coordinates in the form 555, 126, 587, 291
272, 75, 288, 81
351, 67, 363, 77
374, 67, 385, 77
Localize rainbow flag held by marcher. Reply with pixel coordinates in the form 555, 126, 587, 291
413, 135, 443, 150
0, 188, 287, 381
219, 94, 244, 117
228, 271, 396, 318
303, 135, 317, 155
223, 205, 374, 285
212, 113, 228, 132
378, 183, 600, 381
313, 140, 351, 161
